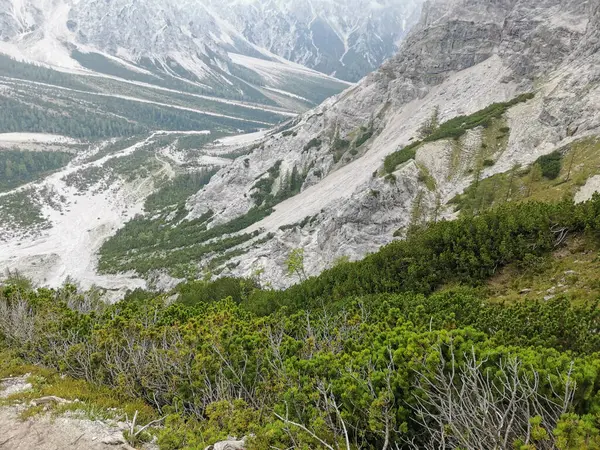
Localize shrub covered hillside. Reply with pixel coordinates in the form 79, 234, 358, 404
4, 197, 600, 449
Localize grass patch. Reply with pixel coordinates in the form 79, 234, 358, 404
354, 128, 373, 148
383, 142, 420, 173
384, 94, 533, 174
417, 164, 436, 191
450, 137, 600, 214
484, 235, 600, 306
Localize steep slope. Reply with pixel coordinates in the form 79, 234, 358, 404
0, 0, 350, 109
171, 0, 600, 287
206, 0, 424, 82
0, 0, 354, 294
4, 0, 600, 293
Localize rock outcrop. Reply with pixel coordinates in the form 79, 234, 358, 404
0, 377, 149, 450
204, 437, 247, 450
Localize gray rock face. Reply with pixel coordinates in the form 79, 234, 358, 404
187, 0, 600, 288
206, 0, 424, 82
0, 0, 423, 86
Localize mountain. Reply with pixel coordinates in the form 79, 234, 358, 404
1, 0, 599, 295
3, 1, 600, 448
153, 0, 599, 288
204, 0, 424, 81
0, 0, 423, 96
0, 0, 351, 109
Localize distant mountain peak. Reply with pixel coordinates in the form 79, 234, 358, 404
208, 0, 424, 81
0, 0, 424, 82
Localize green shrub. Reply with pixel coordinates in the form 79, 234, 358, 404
8, 192, 600, 450
303, 138, 322, 152
537, 151, 563, 180
177, 277, 257, 306
383, 142, 419, 173
382, 94, 534, 174
354, 130, 373, 148
250, 196, 600, 314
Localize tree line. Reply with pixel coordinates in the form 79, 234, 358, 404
0, 150, 72, 191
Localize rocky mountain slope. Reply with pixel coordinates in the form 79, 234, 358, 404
0, 0, 350, 109
205, 0, 424, 81
0, 0, 422, 95
2, 0, 599, 294
177, 0, 600, 288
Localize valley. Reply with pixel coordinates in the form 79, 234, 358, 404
2, 0, 600, 448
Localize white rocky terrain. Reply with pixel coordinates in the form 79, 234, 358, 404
0, 0, 409, 103
205, 0, 424, 81
0, 129, 244, 297
0, 376, 148, 450
182, 0, 600, 288
2, 0, 600, 295
0, 0, 422, 83
0, 375, 245, 450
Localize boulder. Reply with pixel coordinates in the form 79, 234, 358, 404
205, 437, 246, 450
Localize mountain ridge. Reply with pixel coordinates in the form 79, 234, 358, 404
176, 0, 600, 288
0, 0, 423, 85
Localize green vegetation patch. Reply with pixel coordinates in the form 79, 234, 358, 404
425, 93, 533, 142
354, 127, 374, 148
98, 205, 273, 275
383, 93, 534, 174
250, 195, 600, 315
62, 166, 109, 192
0, 349, 155, 424
537, 150, 563, 180
451, 137, 600, 215
383, 141, 420, 173
484, 235, 600, 306
144, 169, 218, 213
6, 198, 600, 450
0, 150, 73, 191
0, 81, 268, 141
303, 138, 322, 152
0, 54, 95, 92
85, 135, 147, 163
0, 94, 146, 139
251, 160, 282, 206
251, 162, 306, 208
0, 188, 48, 231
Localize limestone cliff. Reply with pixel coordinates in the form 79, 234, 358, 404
188, 0, 600, 287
